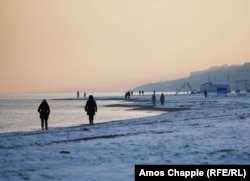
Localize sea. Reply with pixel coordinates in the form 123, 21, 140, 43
0, 92, 164, 134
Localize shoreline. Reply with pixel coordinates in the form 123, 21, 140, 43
0, 96, 191, 135
104, 103, 190, 112
52, 96, 191, 112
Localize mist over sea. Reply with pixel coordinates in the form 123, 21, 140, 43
0, 92, 162, 133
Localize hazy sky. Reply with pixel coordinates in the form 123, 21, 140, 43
1, 0, 250, 93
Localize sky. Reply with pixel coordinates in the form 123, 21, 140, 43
1, 0, 250, 93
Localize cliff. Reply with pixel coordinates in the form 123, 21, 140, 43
133, 62, 250, 93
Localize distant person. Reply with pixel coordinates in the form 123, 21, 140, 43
77, 91, 80, 98
127, 91, 130, 99
125, 91, 130, 100
152, 91, 156, 106
125, 91, 128, 100
38, 99, 50, 130
160, 93, 165, 105
84, 92, 86, 98
85, 95, 97, 125
204, 90, 208, 98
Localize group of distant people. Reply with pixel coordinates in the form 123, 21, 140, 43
125, 91, 131, 100
77, 91, 86, 98
139, 90, 144, 95
152, 91, 165, 106
37, 95, 97, 130
125, 90, 166, 106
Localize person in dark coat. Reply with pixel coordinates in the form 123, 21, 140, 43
152, 91, 156, 106
85, 95, 97, 125
38, 99, 50, 130
160, 93, 165, 106
204, 90, 208, 98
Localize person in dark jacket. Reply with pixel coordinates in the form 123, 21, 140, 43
85, 95, 97, 125
160, 93, 165, 106
204, 90, 208, 98
38, 99, 50, 130
152, 91, 156, 106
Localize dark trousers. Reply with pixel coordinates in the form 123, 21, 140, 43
88, 115, 94, 125
41, 118, 48, 130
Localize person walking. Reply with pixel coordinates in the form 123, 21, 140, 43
160, 93, 165, 106
77, 91, 80, 98
85, 95, 97, 125
152, 91, 156, 106
38, 99, 50, 130
204, 90, 208, 98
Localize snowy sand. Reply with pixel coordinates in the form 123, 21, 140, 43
0, 94, 250, 181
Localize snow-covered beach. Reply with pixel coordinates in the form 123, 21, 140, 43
0, 93, 250, 181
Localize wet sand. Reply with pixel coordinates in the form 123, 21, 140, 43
104, 103, 190, 112
52, 97, 190, 112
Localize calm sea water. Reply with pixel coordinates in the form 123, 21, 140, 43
0, 93, 162, 133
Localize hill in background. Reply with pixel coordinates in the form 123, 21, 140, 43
133, 62, 250, 93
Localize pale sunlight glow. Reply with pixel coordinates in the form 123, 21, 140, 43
1, 0, 250, 93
